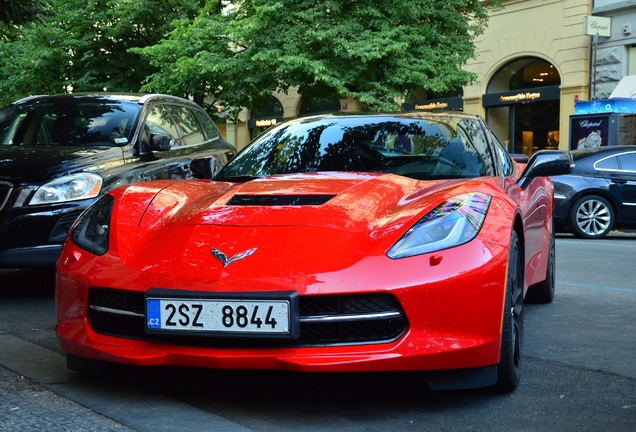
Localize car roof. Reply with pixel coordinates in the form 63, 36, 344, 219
571, 145, 636, 160
296, 110, 481, 122
11, 93, 199, 108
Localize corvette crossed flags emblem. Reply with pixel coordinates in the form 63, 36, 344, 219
211, 247, 257, 267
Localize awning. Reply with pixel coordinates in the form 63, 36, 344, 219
609, 75, 636, 99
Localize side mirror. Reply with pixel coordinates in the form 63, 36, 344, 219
191, 156, 223, 179
517, 150, 573, 190
149, 133, 173, 151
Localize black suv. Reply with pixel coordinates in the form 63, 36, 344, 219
0, 93, 235, 268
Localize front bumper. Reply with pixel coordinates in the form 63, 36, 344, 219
0, 205, 86, 268
56, 236, 509, 387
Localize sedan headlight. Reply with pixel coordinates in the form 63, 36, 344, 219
30, 173, 103, 205
71, 194, 114, 256
388, 192, 491, 259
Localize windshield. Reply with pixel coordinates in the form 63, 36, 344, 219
0, 100, 141, 147
218, 115, 495, 181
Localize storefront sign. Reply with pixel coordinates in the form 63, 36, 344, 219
575, 98, 636, 114
415, 102, 449, 110
584, 16, 611, 37
248, 117, 284, 129
483, 85, 560, 107
499, 92, 541, 103
403, 97, 463, 111
256, 119, 277, 127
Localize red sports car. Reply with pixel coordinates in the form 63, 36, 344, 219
56, 112, 572, 391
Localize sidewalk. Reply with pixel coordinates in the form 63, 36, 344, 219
0, 365, 133, 432
0, 332, 253, 432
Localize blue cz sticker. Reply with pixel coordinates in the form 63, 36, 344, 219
146, 299, 161, 329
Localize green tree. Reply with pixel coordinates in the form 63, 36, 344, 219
0, 0, 205, 106
0, 0, 46, 41
136, 0, 492, 113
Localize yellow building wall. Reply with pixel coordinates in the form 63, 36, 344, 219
464, 0, 592, 150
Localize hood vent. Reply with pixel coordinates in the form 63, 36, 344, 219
227, 194, 336, 206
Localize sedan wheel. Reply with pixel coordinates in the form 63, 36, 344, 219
569, 195, 614, 239
494, 231, 523, 392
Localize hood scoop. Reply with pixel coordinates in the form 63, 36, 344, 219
226, 194, 336, 206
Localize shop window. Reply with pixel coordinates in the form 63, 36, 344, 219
250, 96, 284, 140
485, 57, 561, 156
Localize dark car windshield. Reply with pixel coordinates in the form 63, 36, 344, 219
0, 99, 142, 147
217, 115, 495, 181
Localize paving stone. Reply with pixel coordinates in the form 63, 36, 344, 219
0, 366, 134, 432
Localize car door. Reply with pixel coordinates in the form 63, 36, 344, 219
598, 151, 636, 223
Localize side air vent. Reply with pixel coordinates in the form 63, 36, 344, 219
226, 194, 335, 206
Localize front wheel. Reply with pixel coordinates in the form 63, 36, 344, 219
568, 195, 614, 239
493, 231, 523, 392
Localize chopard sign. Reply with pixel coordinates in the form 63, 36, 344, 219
579, 119, 603, 129
584, 16, 612, 37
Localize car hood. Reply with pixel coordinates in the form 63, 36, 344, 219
0, 145, 125, 183
113, 172, 485, 282
137, 172, 466, 231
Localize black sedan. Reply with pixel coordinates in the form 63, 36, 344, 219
553, 145, 636, 238
0, 93, 235, 268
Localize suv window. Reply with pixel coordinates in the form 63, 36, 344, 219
0, 101, 140, 147
193, 109, 220, 141
171, 106, 206, 145
144, 104, 182, 146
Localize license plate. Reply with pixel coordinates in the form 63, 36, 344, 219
146, 296, 292, 336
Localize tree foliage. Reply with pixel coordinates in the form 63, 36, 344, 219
0, 0, 46, 40
0, 0, 205, 106
136, 0, 491, 112
1, 0, 492, 113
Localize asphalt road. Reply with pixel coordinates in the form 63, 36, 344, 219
0, 234, 635, 431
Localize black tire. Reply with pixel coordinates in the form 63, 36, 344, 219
493, 231, 523, 392
568, 195, 614, 239
526, 230, 555, 304
66, 354, 105, 375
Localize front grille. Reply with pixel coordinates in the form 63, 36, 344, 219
0, 182, 12, 211
87, 288, 407, 347
226, 194, 335, 206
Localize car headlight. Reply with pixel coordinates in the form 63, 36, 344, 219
387, 192, 491, 259
70, 194, 113, 256
30, 173, 103, 205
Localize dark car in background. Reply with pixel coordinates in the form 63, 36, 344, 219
553, 145, 636, 238
0, 93, 235, 268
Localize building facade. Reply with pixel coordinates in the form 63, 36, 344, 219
591, 0, 636, 98
463, 0, 592, 156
